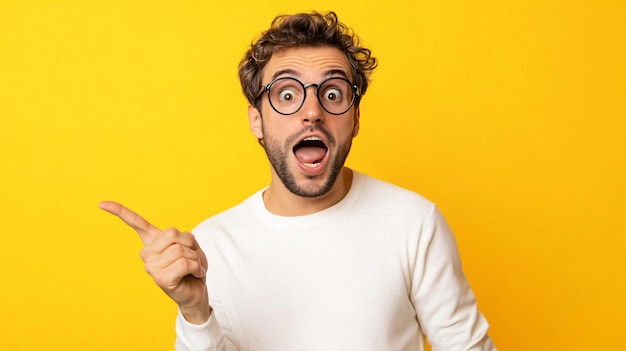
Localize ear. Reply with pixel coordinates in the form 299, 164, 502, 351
248, 105, 264, 139
352, 107, 360, 138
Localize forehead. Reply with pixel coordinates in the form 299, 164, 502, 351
262, 46, 352, 82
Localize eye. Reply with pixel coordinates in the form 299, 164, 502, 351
278, 89, 297, 102
323, 88, 342, 102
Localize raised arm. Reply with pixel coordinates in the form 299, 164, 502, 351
99, 201, 211, 324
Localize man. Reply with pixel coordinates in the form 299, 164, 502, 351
100, 11, 496, 351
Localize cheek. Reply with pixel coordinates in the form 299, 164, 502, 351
261, 118, 293, 140
336, 116, 359, 139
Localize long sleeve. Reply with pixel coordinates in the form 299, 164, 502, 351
175, 309, 235, 351
411, 206, 496, 351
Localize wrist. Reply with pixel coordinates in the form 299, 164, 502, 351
180, 294, 211, 325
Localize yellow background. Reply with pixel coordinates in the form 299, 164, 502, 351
1, 1, 624, 350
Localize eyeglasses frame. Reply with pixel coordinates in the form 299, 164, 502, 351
255, 76, 359, 116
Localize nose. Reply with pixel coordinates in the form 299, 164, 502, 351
300, 86, 324, 124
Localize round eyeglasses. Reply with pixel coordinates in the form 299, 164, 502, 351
256, 77, 359, 116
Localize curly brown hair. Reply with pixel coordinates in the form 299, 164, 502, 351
238, 11, 378, 110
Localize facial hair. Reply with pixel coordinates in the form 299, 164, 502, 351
262, 124, 353, 198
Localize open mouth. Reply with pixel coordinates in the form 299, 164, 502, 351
293, 136, 328, 168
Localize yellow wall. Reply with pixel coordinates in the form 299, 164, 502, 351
1, 1, 624, 350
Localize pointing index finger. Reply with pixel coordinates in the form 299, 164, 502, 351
99, 201, 161, 245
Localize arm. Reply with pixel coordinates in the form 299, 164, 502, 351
411, 206, 496, 351
99, 201, 230, 350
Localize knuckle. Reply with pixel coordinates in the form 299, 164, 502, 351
139, 248, 149, 261
144, 261, 155, 275
161, 227, 179, 240
170, 243, 184, 257
176, 258, 191, 272
152, 275, 168, 289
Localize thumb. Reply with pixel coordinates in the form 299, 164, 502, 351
99, 201, 161, 245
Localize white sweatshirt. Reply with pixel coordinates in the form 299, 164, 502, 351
176, 171, 495, 351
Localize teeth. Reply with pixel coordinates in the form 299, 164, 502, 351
303, 136, 322, 141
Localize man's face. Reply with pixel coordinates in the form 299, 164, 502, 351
249, 46, 360, 198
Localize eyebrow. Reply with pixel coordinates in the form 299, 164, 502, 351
270, 68, 349, 82
270, 69, 299, 81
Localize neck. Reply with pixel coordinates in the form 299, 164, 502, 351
262, 168, 353, 216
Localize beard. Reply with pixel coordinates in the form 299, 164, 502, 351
262, 124, 353, 198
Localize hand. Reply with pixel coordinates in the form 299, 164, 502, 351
99, 201, 211, 324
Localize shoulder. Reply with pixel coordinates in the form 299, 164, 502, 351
352, 171, 436, 214
192, 188, 264, 236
